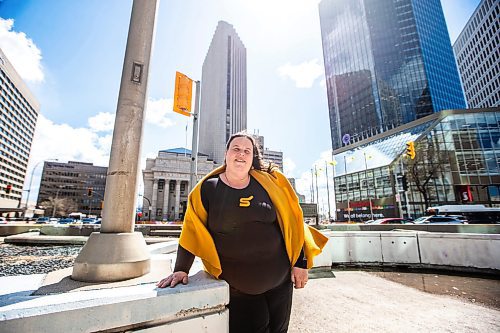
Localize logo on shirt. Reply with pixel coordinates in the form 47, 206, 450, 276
239, 195, 254, 207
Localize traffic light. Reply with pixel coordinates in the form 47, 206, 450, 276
5, 184, 12, 194
87, 187, 93, 197
401, 175, 408, 191
406, 141, 416, 159
173, 71, 193, 117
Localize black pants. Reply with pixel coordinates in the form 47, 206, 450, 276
228, 280, 293, 333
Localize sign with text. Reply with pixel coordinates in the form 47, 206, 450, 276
300, 203, 318, 218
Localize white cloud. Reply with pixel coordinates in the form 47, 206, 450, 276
0, 18, 44, 82
88, 112, 115, 132
30, 115, 111, 167
283, 157, 296, 176
277, 59, 323, 88
145, 98, 176, 128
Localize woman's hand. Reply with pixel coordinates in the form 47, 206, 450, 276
156, 271, 188, 288
291, 267, 308, 289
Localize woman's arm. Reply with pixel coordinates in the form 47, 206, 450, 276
156, 245, 195, 288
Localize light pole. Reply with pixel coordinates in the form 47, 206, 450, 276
324, 160, 332, 221
343, 155, 351, 222
363, 151, 374, 221
139, 194, 152, 220
24, 159, 58, 213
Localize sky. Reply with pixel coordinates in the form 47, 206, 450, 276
0, 0, 481, 211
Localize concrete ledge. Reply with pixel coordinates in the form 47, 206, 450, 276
318, 231, 500, 274
4, 232, 88, 245
0, 269, 229, 333
3, 231, 177, 246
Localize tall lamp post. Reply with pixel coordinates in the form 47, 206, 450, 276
72, 0, 159, 282
24, 159, 58, 213
139, 194, 152, 220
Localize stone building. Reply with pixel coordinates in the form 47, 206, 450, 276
142, 148, 216, 221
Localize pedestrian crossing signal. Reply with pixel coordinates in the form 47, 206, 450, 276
406, 141, 416, 160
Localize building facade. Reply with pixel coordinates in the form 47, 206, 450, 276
263, 149, 283, 171
37, 161, 107, 217
199, 21, 247, 164
0, 48, 40, 210
142, 148, 216, 221
332, 108, 500, 221
319, 0, 466, 150
453, 0, 499, 109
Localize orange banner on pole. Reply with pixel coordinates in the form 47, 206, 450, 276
173, 71, 193, 116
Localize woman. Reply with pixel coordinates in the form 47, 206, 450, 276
157, 132, 328, 333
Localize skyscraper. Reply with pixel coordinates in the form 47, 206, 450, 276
454, 0, 499, 108
199, 21, 247, 164
0, 48, 40, 209
319, 0, 466, 149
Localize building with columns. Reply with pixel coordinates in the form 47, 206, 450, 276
142, 148, 216, 221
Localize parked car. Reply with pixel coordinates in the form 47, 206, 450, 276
35, 217, 50, 224
413, 215, 467, 224
58, 218, 76, 224
81, 218, 98, 224
370, 218, 413, 224
0, 217, 6, 224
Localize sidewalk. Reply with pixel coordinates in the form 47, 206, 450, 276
289, 271, 500, 333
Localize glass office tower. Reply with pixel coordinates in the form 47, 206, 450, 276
319, 0, 466, 150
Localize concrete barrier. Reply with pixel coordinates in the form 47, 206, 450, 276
316, 231, 500, 273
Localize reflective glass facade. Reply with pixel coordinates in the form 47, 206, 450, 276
319, 0, 466, 150
332, 108, 500, 221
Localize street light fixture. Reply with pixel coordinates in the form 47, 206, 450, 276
138, 194, 152, 220
24, 159, 58, 213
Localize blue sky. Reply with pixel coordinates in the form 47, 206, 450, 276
0, 0, 480, 209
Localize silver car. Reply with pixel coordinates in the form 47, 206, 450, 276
414, 215, 467, 224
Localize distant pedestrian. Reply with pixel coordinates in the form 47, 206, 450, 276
157, 132, 328, 333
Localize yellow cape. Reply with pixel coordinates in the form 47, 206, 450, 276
179, 165, 329, 278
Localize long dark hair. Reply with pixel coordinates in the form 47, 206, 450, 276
225, 132, 278, 173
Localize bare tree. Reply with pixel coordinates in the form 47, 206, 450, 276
40, 197, 78, 217
406, 136, 448, 208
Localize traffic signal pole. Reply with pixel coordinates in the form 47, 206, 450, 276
189, 81, 201, 193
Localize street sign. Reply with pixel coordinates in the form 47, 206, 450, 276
300, 203, 318, 218
173, 71, 193, 116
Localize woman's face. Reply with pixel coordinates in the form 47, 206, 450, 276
225, 136, 254, 174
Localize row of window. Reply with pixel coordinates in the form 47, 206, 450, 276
0, 69, 38, 122
0, 123, 31, 157
454, 0, 499, 51
0, 87, 37, 129
0, 92, 37, 136
0, 102, 36, 150
0, 147, 28, 170
460, 48, 499, 102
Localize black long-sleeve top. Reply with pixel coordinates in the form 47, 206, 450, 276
174, 176, 307, 295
